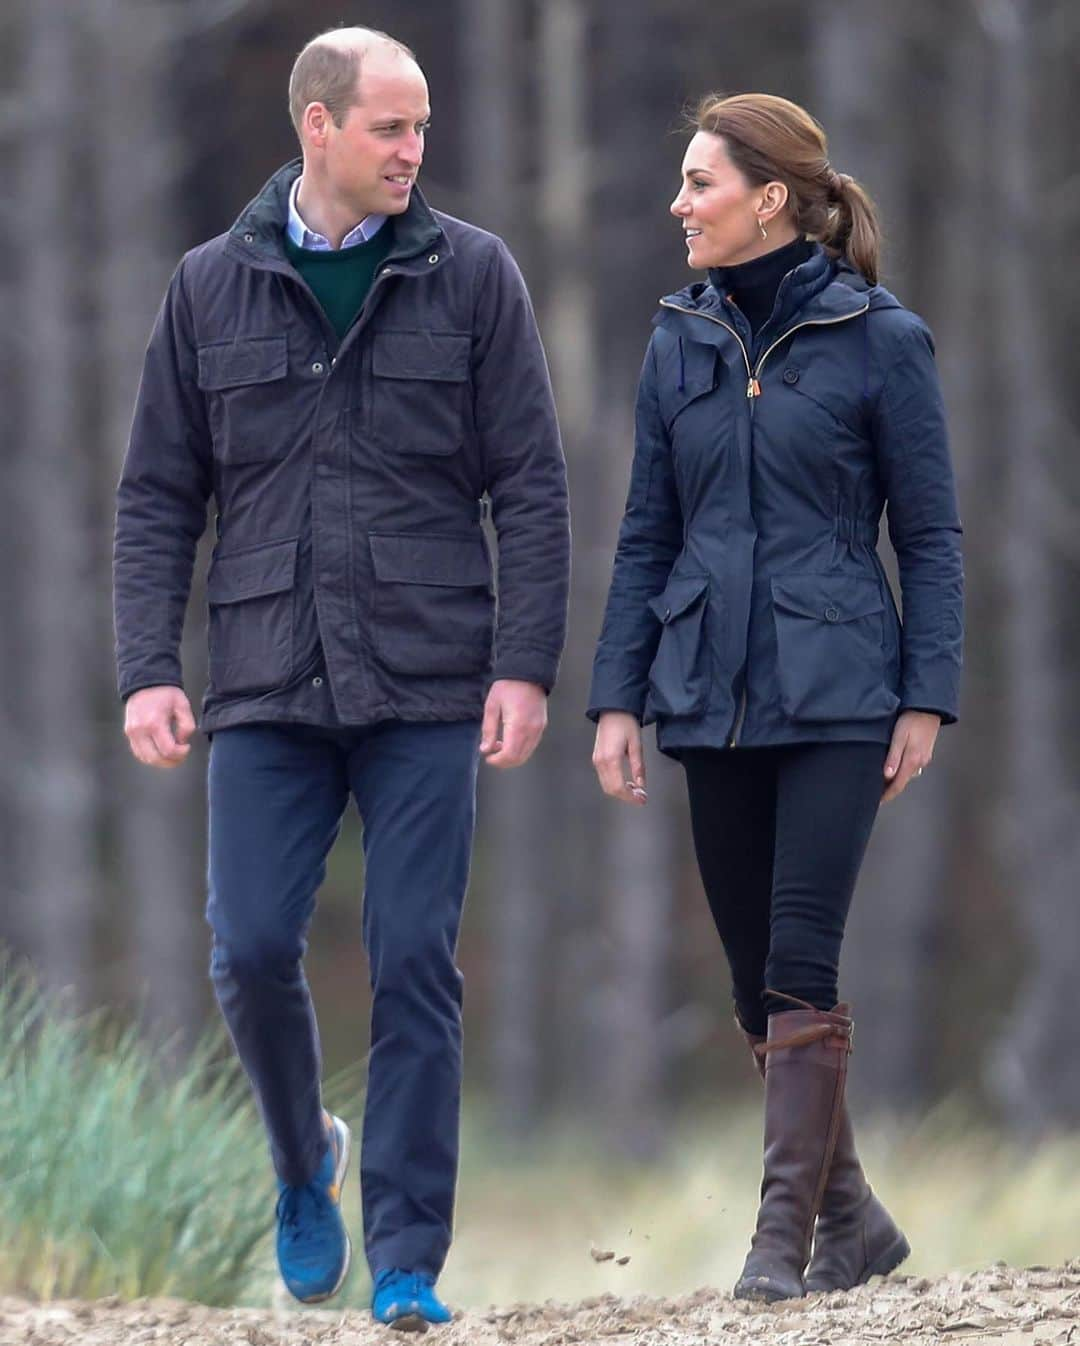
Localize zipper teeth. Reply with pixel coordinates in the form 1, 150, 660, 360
658, 299, 752, 381
730, 685, 748, 747
659, 299, 871, 395
752, 304, 870, 380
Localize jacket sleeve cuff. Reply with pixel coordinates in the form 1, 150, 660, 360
585, 705, 645, 725
491, 647, 561, 693
118, 660, 184, 703
899, 703, 957, 726
899, 673, 959, 726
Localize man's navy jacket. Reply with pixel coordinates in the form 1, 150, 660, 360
114, 160, 570, 730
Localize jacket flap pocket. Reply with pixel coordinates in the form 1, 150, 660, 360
370, 533, 490, 587
197, 335, 288, 391
771, 575, 884, 623
648, 574, 709, 624
207, 538, 297, 605
372, 332, 470, 382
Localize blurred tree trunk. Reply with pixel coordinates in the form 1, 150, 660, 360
982, 0, 1080, 1130
812, 0, 953, 1113
533, 0, 617, 1123
586, 1, 676, 1156
91, 0, 208, 1040
462, 0, 550, 1136
12, 0, 99, 999
0, 4, 24, 956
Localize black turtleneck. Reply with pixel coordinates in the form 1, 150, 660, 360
709, 235, 816, 340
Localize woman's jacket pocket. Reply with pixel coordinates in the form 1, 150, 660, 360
644, 574, 711, 720
771, 574, 900, 723
206, 537, 297, 696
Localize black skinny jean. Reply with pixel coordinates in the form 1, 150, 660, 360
682, 741, 887, 1037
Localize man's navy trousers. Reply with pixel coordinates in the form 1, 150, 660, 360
206, 718, 481, 1280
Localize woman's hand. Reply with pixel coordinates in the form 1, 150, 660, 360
592, 711, 649, 805
882, 709, 941, 803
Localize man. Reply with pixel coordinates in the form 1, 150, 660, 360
114, 27, 569, 1326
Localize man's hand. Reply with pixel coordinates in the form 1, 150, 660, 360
124, 685, 197, 769
881, 709, 941, 803
592, 711, 648, 806
479, 679, 548, 769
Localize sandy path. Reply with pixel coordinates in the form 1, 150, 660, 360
3, 1262, 1079, 1345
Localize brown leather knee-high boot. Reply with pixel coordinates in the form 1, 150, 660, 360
802, 1103, 910, 1291
736, 1005, 910, 1293
733, 1003, 853, 1302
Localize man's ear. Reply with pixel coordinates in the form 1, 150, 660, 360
303, 102, 330, 146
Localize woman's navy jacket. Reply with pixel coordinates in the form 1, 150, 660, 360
587, 245, 963, 757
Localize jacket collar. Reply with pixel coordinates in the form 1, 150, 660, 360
654, 243, 869, 346
224, 158, 447, 270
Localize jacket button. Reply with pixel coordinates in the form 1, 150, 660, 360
664, 607, 672, 620
311, 361, 324, 375
243, 232, 254, 244
824, 606, 840, 622
428, 253, 439, 264
783, 368, 799, 384
312, 676, 323, 688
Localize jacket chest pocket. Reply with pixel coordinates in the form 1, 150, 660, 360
771, 574, 899, 723
369, 532, 494, 675
660, 344, 718, 433
197, 335, 289, 465
371, 331, 471, 456
206, 537, 297, 696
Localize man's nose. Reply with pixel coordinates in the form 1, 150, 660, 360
398, 132, 424, 166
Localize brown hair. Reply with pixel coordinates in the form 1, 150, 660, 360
691, 92, 882, 284
288, 28, 416, 136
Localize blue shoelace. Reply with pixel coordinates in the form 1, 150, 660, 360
276, 1183, 337, 1258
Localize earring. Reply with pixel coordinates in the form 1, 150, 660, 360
758, 218, 769, 241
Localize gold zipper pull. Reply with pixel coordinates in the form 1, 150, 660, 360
746, 377, 761, 398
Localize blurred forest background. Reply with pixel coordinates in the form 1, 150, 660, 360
2, 0, 1079, 1163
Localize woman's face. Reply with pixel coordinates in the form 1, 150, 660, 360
670, 131, 781, 269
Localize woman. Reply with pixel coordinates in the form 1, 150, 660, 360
587, 94, 963, 1302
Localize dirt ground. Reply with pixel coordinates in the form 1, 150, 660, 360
3, 1263, 1079, 1346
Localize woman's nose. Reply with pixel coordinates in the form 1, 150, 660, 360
670, 194, 687, 217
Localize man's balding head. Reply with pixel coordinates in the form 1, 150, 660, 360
288, 27, 418, 137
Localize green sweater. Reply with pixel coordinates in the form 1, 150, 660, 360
284, 224, 394, 341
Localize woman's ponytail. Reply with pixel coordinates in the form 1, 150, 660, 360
821, 170, 881, 285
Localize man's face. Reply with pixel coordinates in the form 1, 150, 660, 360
324, 56, 430, 218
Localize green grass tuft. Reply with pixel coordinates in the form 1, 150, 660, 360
0, 958, 270, 1304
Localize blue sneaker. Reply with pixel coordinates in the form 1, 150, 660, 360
275, 1113, 351, 1303
372, 1268, 454, 1327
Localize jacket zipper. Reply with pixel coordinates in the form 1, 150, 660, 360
657, 299, 870, 399
659, 300, 755, 395
750, 304, 870, 394
730, 683, 748, 748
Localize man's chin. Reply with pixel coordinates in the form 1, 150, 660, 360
380, 184, 415, 215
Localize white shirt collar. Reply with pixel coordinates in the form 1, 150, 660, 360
286, 176, 387, 251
